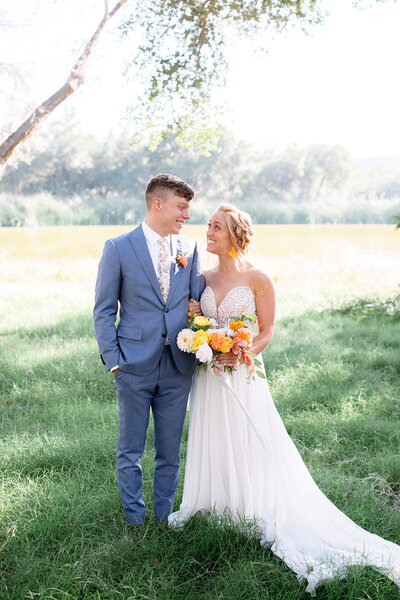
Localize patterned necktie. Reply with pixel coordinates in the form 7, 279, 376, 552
157, 237, 170, 302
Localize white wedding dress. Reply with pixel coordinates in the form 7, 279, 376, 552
168, 286, 400, 595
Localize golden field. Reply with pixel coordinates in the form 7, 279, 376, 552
1, 225, 399, 324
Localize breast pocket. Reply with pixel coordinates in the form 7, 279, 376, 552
117, 326, 143, 340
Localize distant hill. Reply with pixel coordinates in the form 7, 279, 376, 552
354, 156, 400, 172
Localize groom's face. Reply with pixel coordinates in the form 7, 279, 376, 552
156, 190, 191, 235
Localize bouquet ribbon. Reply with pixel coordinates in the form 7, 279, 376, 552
214, 372, 273, 457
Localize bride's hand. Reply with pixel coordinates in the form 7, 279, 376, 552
188, 298, 202, 316
216, 351, 239, 368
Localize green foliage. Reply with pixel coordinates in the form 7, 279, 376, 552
120, 0, 323, 147
0, 194, 27, 226
1, 128, 400, 225
334, 292, 400, 321
0, 194, 99, 226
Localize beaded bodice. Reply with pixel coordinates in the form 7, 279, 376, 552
200, 285, 256, 328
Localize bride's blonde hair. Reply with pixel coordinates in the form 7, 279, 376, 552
217, 204, 254, 257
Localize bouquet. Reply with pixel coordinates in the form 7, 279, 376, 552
177, 312, 264, 381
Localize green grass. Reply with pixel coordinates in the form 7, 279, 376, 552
1, 296, 399, 600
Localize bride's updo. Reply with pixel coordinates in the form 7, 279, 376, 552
217, 204, 254, 256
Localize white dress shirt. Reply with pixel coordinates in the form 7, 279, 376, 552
141, 220, 175, 275
110, 221, 176, 372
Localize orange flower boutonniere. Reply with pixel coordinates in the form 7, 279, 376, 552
175, 252, 188, 274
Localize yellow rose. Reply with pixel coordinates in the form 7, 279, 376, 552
193, 316, 210, 327
192, 329, 210, 352
220, 337, 234, 353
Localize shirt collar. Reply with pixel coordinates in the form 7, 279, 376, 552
142, 220, 170, 248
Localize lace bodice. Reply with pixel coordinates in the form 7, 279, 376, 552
200, 285, 256, 328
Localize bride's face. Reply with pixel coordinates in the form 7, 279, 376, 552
207, 211, 232, 256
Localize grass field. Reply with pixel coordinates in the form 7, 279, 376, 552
1, 225, 399, 599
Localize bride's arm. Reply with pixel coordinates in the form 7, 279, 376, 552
250, 271, 276, 355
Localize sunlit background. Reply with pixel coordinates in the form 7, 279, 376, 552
1, 0, 400, 157
1, 0, 400, 319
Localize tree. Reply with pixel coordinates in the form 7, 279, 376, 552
121, 0, 324, 147
0, 0, 394, 166
0, 0, 324, 167
300, 145, 355, 202
0, 0, 127, 166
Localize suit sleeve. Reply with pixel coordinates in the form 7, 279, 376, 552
189, 241, 205, 301
93, 240, 122, 370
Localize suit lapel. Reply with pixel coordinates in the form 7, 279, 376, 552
129, 225, 164, 304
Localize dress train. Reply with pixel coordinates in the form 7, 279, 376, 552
168, 286, 400, 595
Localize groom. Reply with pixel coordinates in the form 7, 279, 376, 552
93, 174, 205, 527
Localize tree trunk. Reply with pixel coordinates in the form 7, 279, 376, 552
0, 0, 127, 167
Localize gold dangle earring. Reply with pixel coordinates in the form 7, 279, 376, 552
229, 246, 238, 259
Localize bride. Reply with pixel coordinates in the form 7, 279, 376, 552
168, 203, 400, 595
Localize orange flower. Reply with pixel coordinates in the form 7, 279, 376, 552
242, 353, 254, 367
176, 253, 188, 268
234, 327, 252, 345
229, 320, 244, 330
209, 331, 225, 351
220, 337, 234, 353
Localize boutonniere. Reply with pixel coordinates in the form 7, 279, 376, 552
174, 251, 188, 274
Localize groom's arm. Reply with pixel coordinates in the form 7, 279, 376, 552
189, 242, 205, 301
93, 240, 121, 371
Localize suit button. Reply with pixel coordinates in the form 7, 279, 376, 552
164, 308, 169, 313
162, 333, 167, 337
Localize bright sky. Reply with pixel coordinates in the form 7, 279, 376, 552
1, 0, 400, 158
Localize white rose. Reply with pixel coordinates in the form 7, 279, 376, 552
208, 318, 218, 329
195, 342, 213, 364
177, 329, 196, 353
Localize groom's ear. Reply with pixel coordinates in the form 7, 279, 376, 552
152, 196, 163, 211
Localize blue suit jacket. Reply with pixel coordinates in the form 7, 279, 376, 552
93, 224, 205, 376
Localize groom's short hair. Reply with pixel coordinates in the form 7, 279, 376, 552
145, 174, 195, 208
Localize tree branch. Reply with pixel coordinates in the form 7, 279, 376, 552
0, 0, 127, 166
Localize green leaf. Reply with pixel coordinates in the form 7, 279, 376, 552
241, 313, 257, 323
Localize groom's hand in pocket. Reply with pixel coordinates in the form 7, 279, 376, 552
111, 368, 119, 378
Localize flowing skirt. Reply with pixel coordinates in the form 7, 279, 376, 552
169, 364, 400, 595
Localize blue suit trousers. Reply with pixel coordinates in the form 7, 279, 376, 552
114, 345, 193, 524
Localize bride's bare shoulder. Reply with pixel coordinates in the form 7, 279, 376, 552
248, 267, 275, 297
